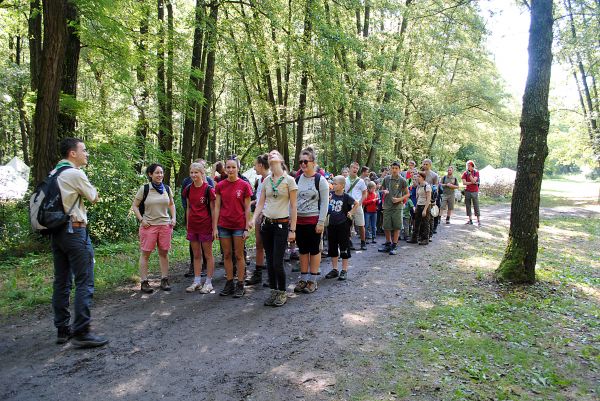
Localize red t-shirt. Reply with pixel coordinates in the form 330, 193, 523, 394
462, 170, 479, 192
186, 182, 216, 235
363, 191, 379, 213
216, 178, 253, 229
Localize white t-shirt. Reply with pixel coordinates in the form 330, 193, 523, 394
345, 176, 367, 204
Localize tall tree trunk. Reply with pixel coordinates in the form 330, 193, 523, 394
496, 0, 554, 284
177, 0, 205, 185
156, 0, 170, 182
135, 2, 149, 173
294, 0, 312, 169
194, 3, 219, 159
163, 0, 174, 184
28, 0, 42, 92
14, 36, 31, 165
32, 0, 68, 184
57, 1, 80, 138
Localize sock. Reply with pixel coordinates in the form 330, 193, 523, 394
301, 273, 310, 282
194, 276, 202, 285
310, 273, 319, 282
205, 277, 212, 286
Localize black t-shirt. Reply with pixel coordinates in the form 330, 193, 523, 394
328, 192, 355, 226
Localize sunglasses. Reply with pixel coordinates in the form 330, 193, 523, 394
299, 159, 311, 165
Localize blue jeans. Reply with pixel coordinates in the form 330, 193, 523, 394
365, 212, 377, 239
51, 227, 95, 334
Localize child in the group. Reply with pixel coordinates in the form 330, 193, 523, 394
401, 197, 414, 241
325, 176, 359, 281
214, 156, 253, 298
363, 181, 379, 243
183, 162, 216, 294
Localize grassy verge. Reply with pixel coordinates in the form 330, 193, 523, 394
0, 230, 256, 316
347, 216, 599, 400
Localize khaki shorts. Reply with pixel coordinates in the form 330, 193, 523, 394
440, 195, 455, 211
383, 208, 403, 230
353, 205, 365, 227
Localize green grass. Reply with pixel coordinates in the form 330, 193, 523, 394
0, 230, 257, 316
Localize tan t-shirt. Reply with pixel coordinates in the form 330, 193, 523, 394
134, 184, 174, 225
56, 160, 98, 224
262, 174, 298, 219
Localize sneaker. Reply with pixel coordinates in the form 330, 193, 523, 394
360, 241, 367, 250
338, 270, 347, 281
273, 290, 287, 307
465, 220, 473, 225
432, 228, 437, 234
71, 328, 109, 348
140, 280, 154, 294
325, 269, 339, 279
186, 282, 202, 293
293, 280, 307, 293
245, 267, 263, 285
302, 280, 317, 294
160, 277, 171, 291
56, 326, 72, 344
445, 218, 450, 224
406, 238, 418, 244
389, 245, 398, 255
233, 281, 245, 298
199, 282, 214, 294
219, 280, 235, 296
371, 238, 377, 244
184, 264, 194, 278
264, 289, 278, 306
378, 243, 391, 252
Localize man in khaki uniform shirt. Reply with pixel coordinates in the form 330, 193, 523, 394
51, 138, 108, 348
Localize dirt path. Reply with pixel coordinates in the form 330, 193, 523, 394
0, 204, 596, 401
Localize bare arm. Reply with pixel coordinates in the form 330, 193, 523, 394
251, 189, 266, 228
288, 189, 298, 242
213, 194, 221, 240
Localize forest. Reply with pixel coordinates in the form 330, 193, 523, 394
0, 0, 598, 246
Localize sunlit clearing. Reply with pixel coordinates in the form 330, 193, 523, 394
539, 224, 590, 239
341, 312, 375, 326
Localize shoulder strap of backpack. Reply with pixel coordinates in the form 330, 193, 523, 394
165, 184, 173, 202
205, 184, 212, 216
346, 177, 360, 193
142, 184, 150, 204
183, 183, 193, 199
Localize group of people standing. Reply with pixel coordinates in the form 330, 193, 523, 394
47, 137, 481, 348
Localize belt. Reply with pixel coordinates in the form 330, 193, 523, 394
263, 217, 289, 224
71, 222, 87, 228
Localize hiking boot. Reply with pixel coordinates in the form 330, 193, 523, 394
389, 244, 398, 255
264, 289, 278, 306
245, 267, 263, 285
325, 269, 339, 279
406, 238, 418, 244
140, 280, 154, 294
56, 326, 72, 344
233, 281, 245, 298
371, 238, 377, 244
71, 328, 109, 348
445, 217, 450, 224
293, 280, 307, 293
273, 290, 287, 307
360, 241, 367, 250
338, 270, 347, 281
378, 242, 391, 252
219, 280, 235, 296
186, 282, 202, 293
184, 263, 194, 278
465, 220, 473, 225
199, 282, 214, 294
160, 277, 171, 291
419, 239, 429, 245
302, 281, 317, 294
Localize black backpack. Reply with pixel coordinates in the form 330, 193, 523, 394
29, 166, 80, 234
182, 182, 212, 216
295, 173, 323, 210
139, 183, 172, 217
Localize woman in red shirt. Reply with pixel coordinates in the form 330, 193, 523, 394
461, 160, 481, 226
214, 156, 253, 298
183, 162, 216, 294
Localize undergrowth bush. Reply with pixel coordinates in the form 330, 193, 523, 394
479, 181, 513, 199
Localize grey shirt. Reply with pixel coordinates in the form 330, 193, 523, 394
296, 174, 330, 224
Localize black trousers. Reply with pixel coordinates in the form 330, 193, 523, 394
261, 220, 289, 291
412, 205, 430, 241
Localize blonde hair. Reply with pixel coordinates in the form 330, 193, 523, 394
190, 162, 205, 174
367, 181, 376, 189
333, 175, 346, 186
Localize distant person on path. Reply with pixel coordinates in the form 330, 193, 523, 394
133, 163, 176, 294
252, 150, 298, 306
345, 162, 368, 250
378, 161, 409, 255
246, 153, 270, 286
408, 171, 432, 245
324, 176, 359, 280
51, 137, 108, 348
421, 159, 439, 235
440, 166, 459, 224
293, 147, 329, 295
462, 160, 481, 226
182, 162, 216, 294
214, 156, 253, 298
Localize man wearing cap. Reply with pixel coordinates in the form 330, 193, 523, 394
378, 161, 409, 255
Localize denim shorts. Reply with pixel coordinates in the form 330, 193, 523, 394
218, 226, 245, 238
